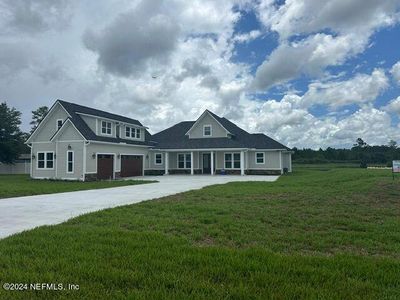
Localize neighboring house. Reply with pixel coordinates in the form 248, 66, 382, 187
26, 100, 292, 180
0, 154, 31, 175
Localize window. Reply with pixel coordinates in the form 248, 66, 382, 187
38, 152, 45, 169
224, 152, 241, 169
101, 121, 112, 135
178, 153, 191, 169
57, 119, 63, 130
37, 152, 54, 169
203, 125, 212, 136
256, 152, 265, 164
125, 126, 141, 139
155, 153, 163, 165
67, 151, 74, 173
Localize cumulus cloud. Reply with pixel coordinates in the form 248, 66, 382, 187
383, 96, 400, 114
83, 0, 181, 77
0, 0, 72, 34
252, 0, 400, 90
391, 61, 400, 84
301, 69, 389, 109
232, 30, 261, 43
240, 96, 398, 148
252, 33, 368, 90
257, 0, 400, 39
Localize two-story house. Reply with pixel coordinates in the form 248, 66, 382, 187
26, 100, 292, 180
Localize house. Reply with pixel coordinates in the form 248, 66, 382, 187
26, 100, 292, 180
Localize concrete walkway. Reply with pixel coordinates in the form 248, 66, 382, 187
0, 175, 279, 239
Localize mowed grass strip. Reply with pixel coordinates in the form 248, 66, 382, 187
0, 167, 399, 299
0, 175, 155, 199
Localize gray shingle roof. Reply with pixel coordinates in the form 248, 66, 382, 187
152, 111, 290, 150
58, 100, 155, 146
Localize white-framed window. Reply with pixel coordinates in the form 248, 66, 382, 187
67, 151, 74, 173
155, 153, 163, 165
255, 152, 265, 164
101, 121, 112, 135
203, 125, 212, 136
56, 119, 63, 130
125, 126, 141, 139
224, 152, 240, 169
177, 153, 191, 169
37, 151, 54, 169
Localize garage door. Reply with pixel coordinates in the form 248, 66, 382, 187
121, 155, 143, 177
97, 154, 114, 180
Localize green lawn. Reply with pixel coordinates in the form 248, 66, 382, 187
0, 167, 399, 299
0, 175, 155, 199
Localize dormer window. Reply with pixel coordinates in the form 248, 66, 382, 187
101, 121, 112, 135
203, 125, 212, 136
56, 119, 63, 130
125, 126, 141, 139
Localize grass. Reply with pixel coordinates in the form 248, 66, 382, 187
0, 175, 155, 199
0, 166, 399, 299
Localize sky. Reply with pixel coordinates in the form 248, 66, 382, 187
1, 0, 400, 149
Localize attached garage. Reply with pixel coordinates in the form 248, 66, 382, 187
120, 155, 143, 177
97, 154, 114, 180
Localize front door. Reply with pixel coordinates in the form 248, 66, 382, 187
97, 154, 114, 180
203, 153, 212, 174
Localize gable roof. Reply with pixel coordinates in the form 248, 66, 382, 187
57, 100, 154, 146
185, 110, 232, 136
152, 110, 290, 150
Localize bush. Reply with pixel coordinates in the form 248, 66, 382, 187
360, 161, 368, 168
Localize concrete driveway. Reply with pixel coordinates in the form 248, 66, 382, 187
0, 175, 279, 239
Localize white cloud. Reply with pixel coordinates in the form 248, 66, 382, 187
257, 0, 400, 39
301, 69, 389, 109
252, 33, 368, 90
391, 61, 400, 84
252, 0, 400, 90
383, 96, 400, 114
232, 30, 261, 43
240, 96, 399, 148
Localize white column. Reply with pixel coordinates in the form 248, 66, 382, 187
211, 151, 214, 175
190, 151, 194, 175
289, 153, 292, 172
279, 151, 283, 174
240, 151, 245, 176
165, 152, 169, 175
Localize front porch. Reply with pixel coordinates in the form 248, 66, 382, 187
149, 150, 247, 176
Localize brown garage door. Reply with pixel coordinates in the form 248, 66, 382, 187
121, 155, 143, 177
97, 154, 114, 180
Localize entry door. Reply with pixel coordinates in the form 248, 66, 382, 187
97, 154, 114, 180
121, 155, 143, 177
203, 153, 211, 174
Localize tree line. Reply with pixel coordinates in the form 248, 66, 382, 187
0, 102, 48, 164
293, 138, 399, 167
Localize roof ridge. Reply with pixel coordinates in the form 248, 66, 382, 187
57, 99, 142, 126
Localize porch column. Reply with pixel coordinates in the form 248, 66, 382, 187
211, 151, 214, 175
279, 151, 283, 174
240, 151, 245, 176
165, 152, 169, 175
190, 151, 194, 175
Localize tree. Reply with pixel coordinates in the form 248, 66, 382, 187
388, 140, 397, 148
0, 102, 25, 164
30, 106, 49, 134
354, 138, 367, 148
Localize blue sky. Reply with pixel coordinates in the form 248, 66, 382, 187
1, 0, 400, 148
